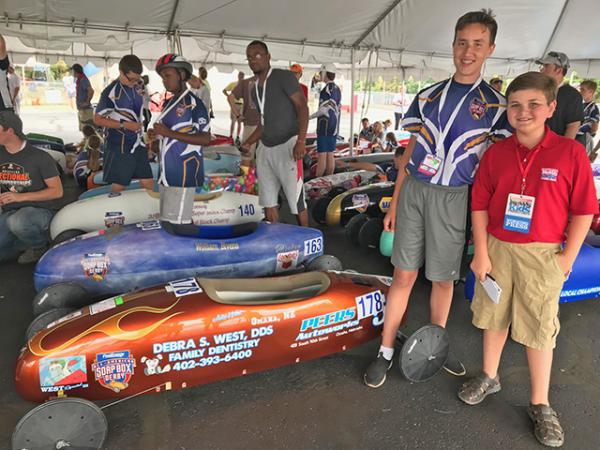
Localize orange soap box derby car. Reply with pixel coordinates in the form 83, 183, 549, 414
12, 271, 449, 449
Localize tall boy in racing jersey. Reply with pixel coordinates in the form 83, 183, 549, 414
310, 65, 341, 177
94, 54, 154, 193
148, 54, 211, 234
364, 9, 511, 387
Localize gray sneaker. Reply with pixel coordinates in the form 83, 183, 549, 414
17, 246, 48, 264
364, 352, 393, 388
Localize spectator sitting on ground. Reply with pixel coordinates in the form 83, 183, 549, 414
73, 133, 104, 189
359, 117, 373, 141
383, 119, 392, 134
0, 111, 63, 264
370, 121, 385, 152
384, 131, 398, 152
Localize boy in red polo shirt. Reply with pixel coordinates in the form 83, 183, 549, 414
458, 72, 598, 448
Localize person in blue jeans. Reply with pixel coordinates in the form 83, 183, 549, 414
0, 111, 63, 263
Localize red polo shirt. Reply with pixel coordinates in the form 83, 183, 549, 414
472, 127, 599, 243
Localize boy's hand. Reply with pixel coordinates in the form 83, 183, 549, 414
383, 208, 396, 232
554, 252, 572, 276
471, 253, 492, 282
124, 121, 143, 132
153, 123, 172, 138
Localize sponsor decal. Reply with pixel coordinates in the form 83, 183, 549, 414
92, 350, 136, 393
469, 97, 487, 120
212, 310, 244, 323
276, 250, 299, 272
108, 192, 122, 198
89, 296, 123, 315
104, 211, 125, 228
377, 276, 393, 287
296, 307, 360, 341
195, 242, 240, 251
136, 220, 161, 231
140, 354, 171, 376
166, 278, 202, 297
81, 253, 110, 281
379, 196, 392, 212
352, 193, 370, 213
39, 356, 88, 393
541, 168, 558, 182
46, 310, 83, 329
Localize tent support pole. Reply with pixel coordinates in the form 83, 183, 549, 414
349, 47, 355, 156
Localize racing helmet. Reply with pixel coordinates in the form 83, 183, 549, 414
155, 53, 193, 81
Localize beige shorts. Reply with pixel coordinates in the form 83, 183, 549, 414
241, 124, 258, 164
77, 108, 94, 131
230, 104, 242, 121
471, 235, 567, 350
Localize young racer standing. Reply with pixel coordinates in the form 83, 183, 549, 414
364, 9, 511, 387
94, 55, 154, 193
148, 54, 211, 234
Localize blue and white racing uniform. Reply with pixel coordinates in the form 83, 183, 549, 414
402, 78, 511, 186
157, 90, 210, 187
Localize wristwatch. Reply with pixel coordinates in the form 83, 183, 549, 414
119, 119, 125, 129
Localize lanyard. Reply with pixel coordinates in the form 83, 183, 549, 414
435, 76, 483, 154
152, 88, 191, 155
254, 68, 273, 126
515, 145, 542, 195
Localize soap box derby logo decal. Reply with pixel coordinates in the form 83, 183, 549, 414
39, 355, 88, 393
81, 253, 110, 281
104, 211, 125, 228
92, 350, 136, 393
352, 193, 370, 213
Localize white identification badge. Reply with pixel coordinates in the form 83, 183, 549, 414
503, 193, 535, 234
418, 154, 443, 177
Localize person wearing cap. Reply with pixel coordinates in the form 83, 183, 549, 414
148, 53, 211, 236
0, 111, 63, 264
241, 40, 309, 226
290, 64, 309, 99
228, 74, 260, 167
94, 54, 154, 193
0, 33, 14, 112
309, 64, 341, 176
71, 63, 95, 131
489, 77, 503, 92
537, 51, 584, 144
223, 72, 245, 142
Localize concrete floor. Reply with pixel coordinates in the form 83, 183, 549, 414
1, 175, 599, 449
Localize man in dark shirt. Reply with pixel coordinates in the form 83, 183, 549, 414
72, 63, 95, 131
0, 111, 63, 263
537, 51, 584, 144
240, 40, 309, 226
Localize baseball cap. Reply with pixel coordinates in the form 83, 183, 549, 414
535, 51, 570, 70
0, 111, 26, 140
320, 64, 336, 74
290, 63, 303, 73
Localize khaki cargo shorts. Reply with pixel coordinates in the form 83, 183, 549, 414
471, 235, 567, 350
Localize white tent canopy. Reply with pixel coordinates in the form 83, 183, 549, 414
1, 0, 599, 77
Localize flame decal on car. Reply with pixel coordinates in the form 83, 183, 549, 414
29, 301, 183, 357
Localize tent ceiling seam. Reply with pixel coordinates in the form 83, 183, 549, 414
352, 0, 403, 47
541, 0, 570, 57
